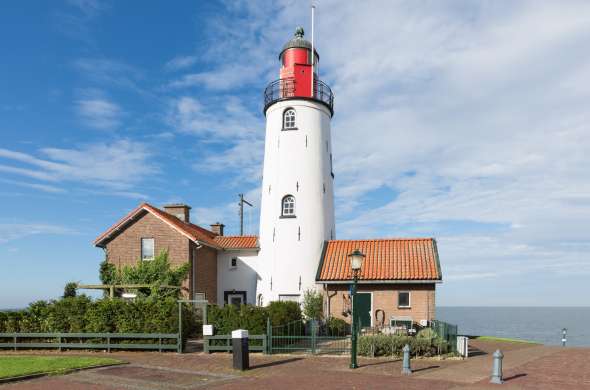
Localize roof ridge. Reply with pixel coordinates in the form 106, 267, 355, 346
327, 237, 434, 242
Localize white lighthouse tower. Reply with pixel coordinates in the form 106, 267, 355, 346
257, 27, 336, 304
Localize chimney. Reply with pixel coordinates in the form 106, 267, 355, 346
163, 204, 191, 223
210, 222, 225, 236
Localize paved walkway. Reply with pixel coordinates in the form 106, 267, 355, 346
2, 340, 589, 389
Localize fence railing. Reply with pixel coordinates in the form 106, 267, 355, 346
204, 334, 267, 354
0, 332, 180, 352
263, 78, 334, 115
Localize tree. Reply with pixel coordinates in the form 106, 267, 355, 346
302, 289, 323, 321
63, 282, 77, 298
103, 250, 189, 298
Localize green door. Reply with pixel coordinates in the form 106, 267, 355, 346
355, 293, 372, 328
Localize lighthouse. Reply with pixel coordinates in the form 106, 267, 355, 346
256, 27, 336, 304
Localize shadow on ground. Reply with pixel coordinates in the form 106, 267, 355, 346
250, 357, 303, 369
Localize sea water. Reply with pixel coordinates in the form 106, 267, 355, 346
437, 307, 590, 347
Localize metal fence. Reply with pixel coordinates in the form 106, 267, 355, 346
0, 332, 180, 352
204, 334, 267, 353
268, 319, 351, 355
430, 320, 458, 353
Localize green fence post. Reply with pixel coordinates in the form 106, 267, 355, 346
266, 317, 271, 355
13, 335, 17, 351
311, 320, 317, 354
204, 336, 209, 354
107, 335, 111, 353
58, 335, 62, 352
178, 301, 183, 354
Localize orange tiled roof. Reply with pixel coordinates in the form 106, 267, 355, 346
317, 238, 441, 282
94, 203, 258, 250
214, 235, 259, 249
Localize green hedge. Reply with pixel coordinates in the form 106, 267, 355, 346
358, 332, 450, 357
0, 296, 197, 343
208, 301, 302, 336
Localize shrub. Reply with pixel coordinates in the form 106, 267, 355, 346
302, 289, 323, 321
267, 301, 302, 326
325, 316, 348, 335
357, 333, 449, 357
0, 296, 197, 345
207, 301, 303, 337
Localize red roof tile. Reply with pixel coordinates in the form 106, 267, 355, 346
214, 235, 259, 249
94, 203, 258, 250
317, 238, 441, 282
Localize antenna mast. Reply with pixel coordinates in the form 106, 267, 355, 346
310, 4, 315, 98
238, 193, 253, 236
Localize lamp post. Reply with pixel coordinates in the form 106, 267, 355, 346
348, 248, 365, 369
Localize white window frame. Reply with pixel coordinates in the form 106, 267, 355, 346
281, 195, 296, 217
229, 257, 238, 270
283, 108, 296, 129
398, 291, 411, 308
141, 238, 155, 261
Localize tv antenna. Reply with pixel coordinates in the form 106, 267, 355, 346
238, 193, 253, 236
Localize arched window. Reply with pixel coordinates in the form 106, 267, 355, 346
283, 109, 296, 129
281, 195, 296, 217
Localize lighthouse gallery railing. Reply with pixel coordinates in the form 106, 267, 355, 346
264, 78, 334, 115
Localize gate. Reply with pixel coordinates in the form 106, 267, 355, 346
268, 319, 351, 355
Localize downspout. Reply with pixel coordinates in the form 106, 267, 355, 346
192, 242, 203, 300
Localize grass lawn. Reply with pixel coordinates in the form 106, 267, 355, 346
0, 356, 123, 380
474, 336, 539, 344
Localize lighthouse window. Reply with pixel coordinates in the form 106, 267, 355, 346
283, 109, 296, 130
281, 195, 296, 217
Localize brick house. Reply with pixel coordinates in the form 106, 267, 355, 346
316, 239, 441, 328
94, 203, 258, 304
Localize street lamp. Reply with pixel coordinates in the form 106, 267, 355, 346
348, 248, 365, 369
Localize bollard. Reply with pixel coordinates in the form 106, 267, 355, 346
562, 328, 567, 347
490, 349, 504, 384
401, 344, 412, 375
232, 329, 249, 371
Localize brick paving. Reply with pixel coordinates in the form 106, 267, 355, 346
1, 340, 589, 389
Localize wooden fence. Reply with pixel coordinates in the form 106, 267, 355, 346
0, 332, 180, 352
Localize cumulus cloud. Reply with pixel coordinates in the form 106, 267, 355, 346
168, 0, 590, 300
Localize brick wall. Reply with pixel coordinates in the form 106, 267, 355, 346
323, 283, 436, 326
191, 242, 217, 303
104, 211, 192, 296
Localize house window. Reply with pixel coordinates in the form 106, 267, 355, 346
283, 109, 296, 129
398, 291, 411, 308
228, 294, 244, 306
281, 195, 296, 217
229, 257, 238, 270
141, 238, 154, 261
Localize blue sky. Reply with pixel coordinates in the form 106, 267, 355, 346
1, 0, 589, 308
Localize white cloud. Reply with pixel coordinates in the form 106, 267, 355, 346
76, 98, 122, 130
0, 140, 157, 192
177, 1, 590, 303
0, 223, 76, 244
165, 55, 198, 71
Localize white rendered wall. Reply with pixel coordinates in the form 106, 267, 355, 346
257, 99, 335, 304
216, 250, 260, 305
